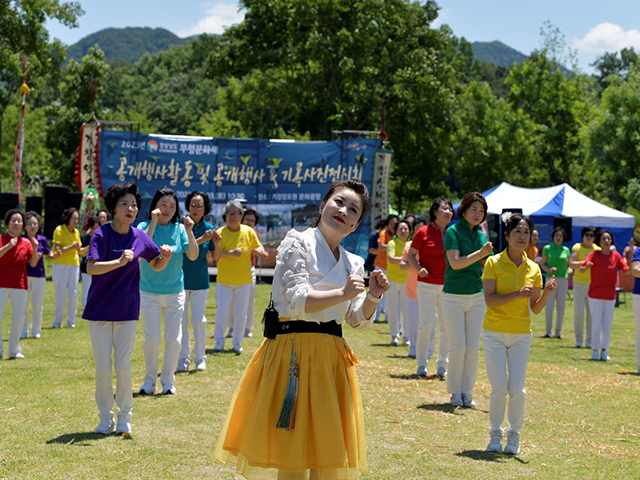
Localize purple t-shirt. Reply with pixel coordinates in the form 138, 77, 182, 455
82, 224, 160, 321
633, 247, 640, 295
25, 234, 51, 278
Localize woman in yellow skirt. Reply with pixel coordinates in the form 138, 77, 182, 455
215, 179, 389, 480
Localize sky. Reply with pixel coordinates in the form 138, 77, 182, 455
46, 0, 640, 73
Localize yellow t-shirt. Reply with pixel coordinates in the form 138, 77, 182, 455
52, 225, 81, 266
216, 224, 262, 285
572, 242, 601, 285
386, 238, 408, 284
481, 250, 543, 334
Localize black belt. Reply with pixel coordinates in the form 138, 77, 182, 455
264, 317, 343, 339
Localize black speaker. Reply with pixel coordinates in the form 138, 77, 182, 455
0, 193, 20, 221
67, 192, 83, 211
553, 216, 573, 243
44, 186, 68, 239
26, 196, 43, 216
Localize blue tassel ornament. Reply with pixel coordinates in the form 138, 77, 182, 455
276, 339, 299, 431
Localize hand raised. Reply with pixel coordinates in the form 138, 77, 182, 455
518, 285, 534, 298
369, 269, 390, 297
160, 244, 173, 260
183, 215, 194, 231
418, 267, 429, 278
342, 275, 366, 300
212, 230, 222, 243
202, 230, 214, 242
119, 249, 135, 265
481, 242, 493, 256
151, 208, 161, 222
8, 237, 18, 249
545, 276, 558, 292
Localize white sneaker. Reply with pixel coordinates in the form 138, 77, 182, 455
450, 394, 463, 407
600, 349, 610, 361
390, 335, 400, 346
33, 333, 41, 339
232, 342, 243, 353
116, 416, 132, 435
176, 359, 189, 372
244, 329, 253, 338
462, 394, 476, 408
162, 384, 176, 395
436, 366, 447, 378
195, 359, 207, 371
416, 365, 427, 377
95, 416, 116, 435
138, 385, 156, 395
402, 338, 410, 346
503, 430, 521, 455
486, 429, 503, 453
213, 340, 225, 352
9, 353, 25, 359
591, 350, 599, 361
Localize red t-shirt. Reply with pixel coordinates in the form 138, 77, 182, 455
582, 250, 628, 300
410, 223, 447, 285
373, 229, 394, 270
0, 234, 33, 290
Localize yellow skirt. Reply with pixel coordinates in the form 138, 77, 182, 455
214, 332, 367, 479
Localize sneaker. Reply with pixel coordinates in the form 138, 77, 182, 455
555, 333, 562, 339
176, 359, 189, 372
138, 385, 155, 395
402, 338, 410, 346
408, 347, 416, 358
450, 393, 463, 407
575, 342, 582, 348
436, 366, 447, 378
586, 343, 592, 349
9, 353, 25, 359
225, 328, 234, 338
69, 324, 76, 328
116, 416, 132, 435
486, 429, 503, 453
416, 365, 427, 377
503, 430, 521, 455
52, 324, 61, 329
213, 340, 225, 352
591, 350, 599, 361
543, 333, 551, 338
20, 334, 27, 340
195, 359, 207, 371
162, 384, 176, 395
390, 335, 400, 346
95, 416, 116, 435
33, 333, 41, 339
462, 393, 476, 408
600, 349, 610, 361
244, 329, 253, 338
232, 342, 243, 353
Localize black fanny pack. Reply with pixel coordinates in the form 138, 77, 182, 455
262, 295, 343, 339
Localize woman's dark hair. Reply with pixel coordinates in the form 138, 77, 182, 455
97, 209, 110, 222
25, 211, 42, 232
385, 214, 398, 228
147, 186, 180, 223
185, 191, 212, 216
84, 216, 99, 230
503, 213, 534, 241
374, 219, 387, 230
404, 213, 416, 226
4, 208, 24, 227
105, 183, 142, 217
595, 229, 614, 246
243, 208, 259, 223
393, 218, 413, 235
61, 207, 79, 226
429, 196, 453, 222
457, 192, 488, 224
581, 226, 596, 238
551, 226, 567, 242
313, 179, 371, 227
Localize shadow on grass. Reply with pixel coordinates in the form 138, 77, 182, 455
205, 348, 241, 355
390, 373, 443, 381
46, 432, 113, 446
455, 450, 528, 463
618, 371, 640, 376
417, 403, 469, 415
386, 353, 414, 360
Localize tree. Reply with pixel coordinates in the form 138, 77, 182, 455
0, 0, 83, 173
592, 47, 639, 90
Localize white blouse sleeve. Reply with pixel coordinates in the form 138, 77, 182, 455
344, 253, 371, 330
274, 230, 312, 319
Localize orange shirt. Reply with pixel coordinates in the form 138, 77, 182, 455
373, 229, 394, 270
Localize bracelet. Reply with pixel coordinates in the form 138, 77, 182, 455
367, 291, 383, 303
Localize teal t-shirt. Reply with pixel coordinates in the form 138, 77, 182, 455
443, 218, 488, 295
542, 243, 570, 278
183, 219, 216, 290
138, 221, 190, 295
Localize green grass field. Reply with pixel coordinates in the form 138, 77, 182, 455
1, 279, 639, 479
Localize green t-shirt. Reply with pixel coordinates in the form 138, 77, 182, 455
443, 218, 488, 295
542, 243, 571, 278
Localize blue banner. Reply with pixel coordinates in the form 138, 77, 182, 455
99, 132, 384, 259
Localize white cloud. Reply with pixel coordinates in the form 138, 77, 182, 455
573, 22, 640, 53
177, 1, 244, 37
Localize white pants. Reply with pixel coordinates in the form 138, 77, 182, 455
387, 280, 408, 339
416, 282, 449, 370
22, 276, 46, 337
442, 292, 485, 395
246, 267, 256, 330
373, 266, 387, 320
88, 320, 137, 421
573, 282, 592, 346
589, 297, 616, 351
180, 289, 208, 364
140, 291, 185, 390
81, 272, 92, 309
545, 277, 568, 336
483, 329, 532, 433
0, 288, 28, 357
406, 297, 420, 353
633, 294, 640, 366
52, 264, 79, 327
214, 283, 251, 345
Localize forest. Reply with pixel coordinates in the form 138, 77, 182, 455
2, 0, 640, 219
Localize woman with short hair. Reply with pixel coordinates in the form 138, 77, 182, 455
51, 207, 81, 328
540, 227, 571, 339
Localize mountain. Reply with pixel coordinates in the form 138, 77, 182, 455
66, 27, 192, 64
471, 41, 529, 68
